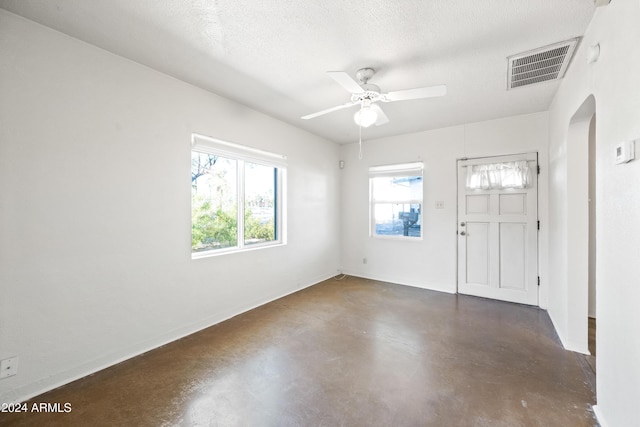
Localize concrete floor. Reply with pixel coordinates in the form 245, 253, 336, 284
1, 276, 597, 426
586, 317, 597, 374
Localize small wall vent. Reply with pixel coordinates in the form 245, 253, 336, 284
507, 38, 580, 90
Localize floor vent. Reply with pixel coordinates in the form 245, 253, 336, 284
507, 38, 580, 89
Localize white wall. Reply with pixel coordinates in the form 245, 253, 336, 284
547, 1, 640, 425
588, 116, 596, 319
339, 112, 549, 302
0, 11, 340, 404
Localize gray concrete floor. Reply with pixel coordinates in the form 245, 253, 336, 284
1, 276, 598, 426
586, 317, 597, 374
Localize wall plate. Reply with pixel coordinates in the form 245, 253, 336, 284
0, 357, 18, 379
615, 140, 635, 164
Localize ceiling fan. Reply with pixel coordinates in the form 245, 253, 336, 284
301, 68, 446, 127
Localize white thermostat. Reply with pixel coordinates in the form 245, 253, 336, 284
615, 140, 635, 164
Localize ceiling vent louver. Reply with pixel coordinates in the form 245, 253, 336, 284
507, 38, 580, 90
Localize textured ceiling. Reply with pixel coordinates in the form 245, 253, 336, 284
0, 0, 596, 144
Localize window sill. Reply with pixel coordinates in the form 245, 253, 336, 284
371, 235, 423, 242
192, 241, 285, 259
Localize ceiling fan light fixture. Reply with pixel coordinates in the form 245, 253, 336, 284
354, 106, 377, 127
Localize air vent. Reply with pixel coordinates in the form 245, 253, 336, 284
507, 38, 580, 90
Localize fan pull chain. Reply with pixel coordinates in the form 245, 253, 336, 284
358, 123, 363, 160
358, 104, 363, 160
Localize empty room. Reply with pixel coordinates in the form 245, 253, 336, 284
1, 1, 638, 426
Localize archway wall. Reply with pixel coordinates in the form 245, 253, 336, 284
547, 2, 640, 426
566, 106, 593, 354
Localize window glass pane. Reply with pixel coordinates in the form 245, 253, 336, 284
372, 176, 422, 202
191, 152, 237, 252
466, 161, 531, 190
244, 162, 276, 246
374, 203, 422, 237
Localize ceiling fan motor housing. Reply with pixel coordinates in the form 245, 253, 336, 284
352, 84, 381, 102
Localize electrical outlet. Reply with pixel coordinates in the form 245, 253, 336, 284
435, 201, 445, 209
0, 357, 18, 379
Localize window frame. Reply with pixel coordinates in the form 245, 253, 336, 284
191, 134, 287, 258
369, 162, 424, 240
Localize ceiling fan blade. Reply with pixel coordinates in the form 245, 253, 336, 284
370, 103, 389, 126
327, 71, 365, 94
384, 84, 447, 102
301, 101, 358, 120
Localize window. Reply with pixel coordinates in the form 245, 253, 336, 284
465, 160, 532, 190
191, 134, 286, 257
369, 162, 423, 238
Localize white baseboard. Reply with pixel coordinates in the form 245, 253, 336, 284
526, 301, 592, 355
339, 269, 456, 294
592, 405, 608, 427
564, 340, 590, 355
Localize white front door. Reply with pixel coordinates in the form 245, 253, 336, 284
457, 153, 538, 305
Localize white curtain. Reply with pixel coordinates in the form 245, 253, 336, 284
466, 161, 532, 190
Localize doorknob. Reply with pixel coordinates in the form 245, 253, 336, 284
460, 222, 466, 226
460, 231, 466, 236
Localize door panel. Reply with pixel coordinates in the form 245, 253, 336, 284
457, 153, 538, 305
466, 194, 490, 214
499, 193, 527, 215
466, 222, 490, 285
499, 222, 526, 290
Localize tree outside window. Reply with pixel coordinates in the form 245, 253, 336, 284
191, 140, 283, 255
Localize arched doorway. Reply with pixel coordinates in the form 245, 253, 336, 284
566, 95, 596, 360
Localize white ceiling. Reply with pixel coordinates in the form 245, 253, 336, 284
0, 0, 596, 144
